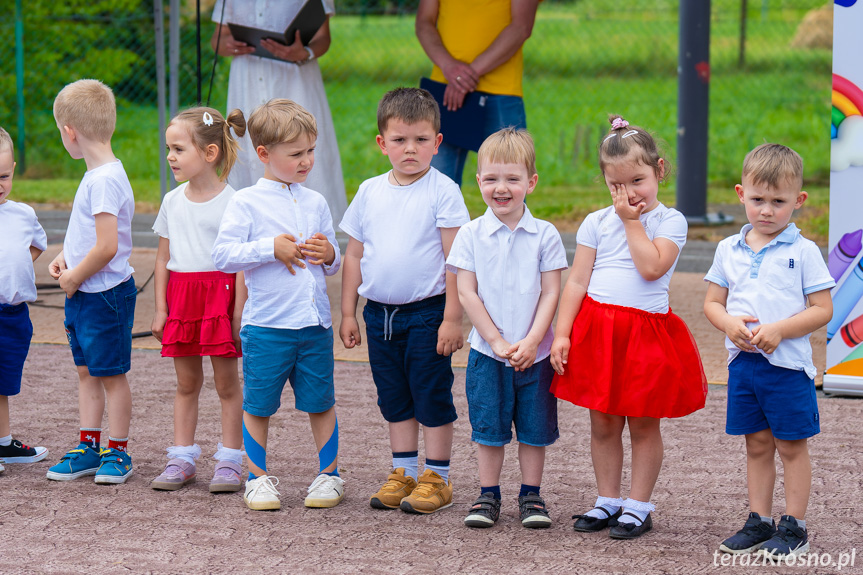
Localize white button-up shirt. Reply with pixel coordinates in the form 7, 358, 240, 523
447, 207, 568, 363
213, 178, 340, 329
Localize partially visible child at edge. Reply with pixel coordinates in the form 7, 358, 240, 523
550, 115, 707, 539
339, 87, 469, 514
446, 128, 567, 529
212, 98, 344, 511
149, 107, 248, 494
704, 144, 833, 559
0, 126, 49, 474
46, 79, 137, 485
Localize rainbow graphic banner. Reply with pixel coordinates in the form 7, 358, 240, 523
825, 0, 863, 395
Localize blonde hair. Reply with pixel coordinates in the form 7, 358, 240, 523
377, 87, 440, 134
598, 114, 669, 181
0, 127, 12, 154
741, 143, 803, 190
477, 128, 537, 176
247, 99, 316, 149
53, 79, 116, 143
170, 107, 246, 182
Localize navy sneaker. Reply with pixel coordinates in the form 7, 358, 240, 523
0, 439, 49, 463
518, 492, 552, 528
46, 443, 101, 481
464, 493, 501, 528
94, 448, 133, 485
720, 512, 777, 554
759, 515, 809, 558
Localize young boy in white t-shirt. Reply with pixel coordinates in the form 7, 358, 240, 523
45, 80, 137, 485
340, 87, 469, 514
447, 128, 567, 528
0, 127, 49, 474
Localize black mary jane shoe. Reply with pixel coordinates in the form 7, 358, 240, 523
572, 506, 622, 532
609, 512, 653, 539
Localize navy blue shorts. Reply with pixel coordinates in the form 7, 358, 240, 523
363, 294, 457, 427
64, 277, 136, 377
0, 303, 33, 396
465, 349, 559, 447
726, 352, 820, 440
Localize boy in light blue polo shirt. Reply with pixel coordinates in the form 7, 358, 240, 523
704, 144, 834, 559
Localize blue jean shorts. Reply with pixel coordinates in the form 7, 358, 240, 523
726, 352, 820, 440
465, 349, 559, 447
363, 294, 457, 427
0, 303, 33, 396
241, 324, 335, 417
64, 278, 136, 377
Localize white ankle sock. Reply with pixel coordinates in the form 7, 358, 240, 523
0, 434, 11, 447
617, 498, 655, 525
585, 495, 623, 519
166, 444, 201, 465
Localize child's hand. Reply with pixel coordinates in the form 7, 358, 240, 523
340, 316, 362, 348
151, 311, 168, 342
299, 233, 335, 266
274, 233, 306, 275
49, 252, 67, 279
550, 335, 571, 375
750, 322, 783, 355
507, 338, 539, 372
437, 319, 464, 356
231, 316, 243, 355
724, 315, 757, 352
610, 184, 645, 221
490, 338, 513, 360
58, 268, 81, 298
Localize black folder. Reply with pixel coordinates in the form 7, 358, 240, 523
420, 77, 490, 152
227, 0, 326, 62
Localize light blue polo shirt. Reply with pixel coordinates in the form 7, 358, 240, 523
704, 223, 834, 378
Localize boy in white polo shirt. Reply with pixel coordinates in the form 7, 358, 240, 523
340, 87, 469, 514
704, 143, 834, 559
447, 128, 566, 528
213, 99, 344, 512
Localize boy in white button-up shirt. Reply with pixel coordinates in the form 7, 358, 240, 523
447, 128, 567, 529
213, 99, 344, 512
704, 144, 834, 559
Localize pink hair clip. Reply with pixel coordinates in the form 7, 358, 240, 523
611, 117, 629, 130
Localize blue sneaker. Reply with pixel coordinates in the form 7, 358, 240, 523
758, 515, 809, 559
46, 443, 102, 481
720, 512, 776, 554
94, 448, 133, 484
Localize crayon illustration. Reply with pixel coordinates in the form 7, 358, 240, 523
828, 229, 863, 281
827, 258, 863, 341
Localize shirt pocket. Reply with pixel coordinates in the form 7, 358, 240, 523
765, 257, 797, 290
519, 260, 541, 295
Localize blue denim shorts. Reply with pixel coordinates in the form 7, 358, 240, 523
465, 349, 559, 446
363, 294, 457, 427
64, 278, 136, 377
726, 352, 820, 440
241, 324, 335, 417
0, 303, 33, 396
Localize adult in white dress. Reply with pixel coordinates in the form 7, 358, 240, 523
211, 0, 347, 224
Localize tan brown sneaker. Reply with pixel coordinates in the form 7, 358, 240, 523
370, 468, 417, 509
399, 469, 452, 514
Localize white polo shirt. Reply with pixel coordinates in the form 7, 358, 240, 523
447, 207, 568, 364
339, 167, 469, 305
212, 178, 340, 329
0, 200, 47, 305
704, 223, 835, 378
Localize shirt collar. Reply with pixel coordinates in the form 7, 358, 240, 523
255, 177, 298, 192
480, 205, 538, 236
735, 222, 800, 249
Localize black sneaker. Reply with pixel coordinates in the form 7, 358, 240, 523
464, 493, 501, 528
719, 512, 776, 554
758, 515, 809, 558
518, 492, 551, 528
0, 439, 49, 463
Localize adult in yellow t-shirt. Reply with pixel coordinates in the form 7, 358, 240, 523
416, 0, 540, 185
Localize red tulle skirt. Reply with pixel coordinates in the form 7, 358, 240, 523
550, 296, 707, 418
161, 271, 241, 358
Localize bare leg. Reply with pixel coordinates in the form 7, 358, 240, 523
172, 357, 204, 446
0, 396, 9, 437
745, 429, 777, 517
518, 444, 546, 487
627, 416, 663, 502
389, 418, 420, 453
477, 444, 504, 488
308, 406, 338, 474
102, 373, 132, 439
589, 410, 625, 497
775, 437, 810, 519
211, 356, 243, 450
423, 422, 453, 462
243, 412, 269, 477
77, 366, 105, 430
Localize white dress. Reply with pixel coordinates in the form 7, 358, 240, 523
212, 0, 347, 224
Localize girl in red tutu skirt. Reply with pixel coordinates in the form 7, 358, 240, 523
149, 107, 248, 493
550, 115, 707, 539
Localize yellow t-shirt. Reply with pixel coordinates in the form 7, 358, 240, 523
429, 0, 523, 97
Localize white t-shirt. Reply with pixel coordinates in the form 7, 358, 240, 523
0, 200, 47, 305
153, 182, 236, 272
704, 223, 835, 378
339, 168, 470, 305
578, 203, 687, 314
447, 207, 568, 364
63, 160, 135, 293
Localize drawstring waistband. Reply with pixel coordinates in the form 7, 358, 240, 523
383, 307, 400, 340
